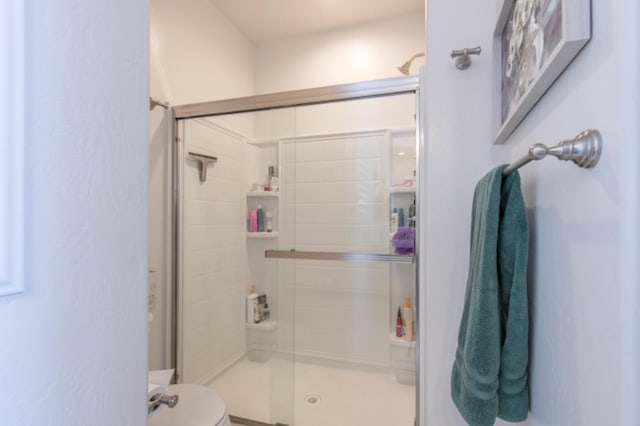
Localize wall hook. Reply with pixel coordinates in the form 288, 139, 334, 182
450, 46, 481, 70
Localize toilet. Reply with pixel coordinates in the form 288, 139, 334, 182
148, 384, 231, 426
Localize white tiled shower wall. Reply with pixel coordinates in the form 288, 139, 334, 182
180, 119, 248, 384
280, 132, 392, 366
180, 95, 416, 380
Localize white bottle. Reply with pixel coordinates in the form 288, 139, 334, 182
403, 297, 415, 342
246, 285, 258, 324
265, 211, 273, 232
391, 209, 399, 235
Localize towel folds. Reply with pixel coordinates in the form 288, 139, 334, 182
451, 165, 529, 425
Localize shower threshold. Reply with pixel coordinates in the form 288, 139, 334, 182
229, 414, 289, 426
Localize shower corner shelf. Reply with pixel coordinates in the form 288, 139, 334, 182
390, 186, 416, 194
246, 320, 278, 330
389, 333, 416, 348
246, 191, 280, 198
247, 232, 279, 238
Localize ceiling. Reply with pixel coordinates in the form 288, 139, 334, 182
210, 0, 425, 42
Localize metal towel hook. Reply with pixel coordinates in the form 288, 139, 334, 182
450, 46, 481, 70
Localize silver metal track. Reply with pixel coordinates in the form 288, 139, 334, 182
264, 249, 414, 264
173, 75, 419, 119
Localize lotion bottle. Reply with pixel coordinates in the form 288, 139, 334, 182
403, 297, 415, 341
247, 286, 258, 324
391, 208, 399, 234
265, 211, 273, 232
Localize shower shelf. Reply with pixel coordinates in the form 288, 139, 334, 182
246, 191, 279, 198
390, 186, 415, 194
247, 232, 279, 238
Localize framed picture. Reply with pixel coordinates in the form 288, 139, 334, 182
0, 0, 24, 296
493, 0, 591, 144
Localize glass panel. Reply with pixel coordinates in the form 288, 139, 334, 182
177, 90, 417, 426
177, 107, 296, 424
280, 94, 416, 426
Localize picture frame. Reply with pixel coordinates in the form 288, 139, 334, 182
0, 0, 24, 296
493, 0, 591, 145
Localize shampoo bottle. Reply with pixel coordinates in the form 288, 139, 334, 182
395, 307, 403, 337
249, 210, 258, 232
403, 297, 415, 341
257, 204, 264, 232
246, 286, 258, 324
408, 197, 416, 228
265, 211, 273, 232
391, 208, 399, 234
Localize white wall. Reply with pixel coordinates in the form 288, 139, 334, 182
422, 0, 640, 425
254, 12, 425, 94
0, 2, 149, 425
148, 0, 256, 369
150, 0, 255, 105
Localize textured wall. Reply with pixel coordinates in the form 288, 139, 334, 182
0, 1, 149, 425
254, 12, 425, 94
422, 0, 640, 425
148, 0, 256, 369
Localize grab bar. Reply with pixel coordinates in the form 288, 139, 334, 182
265, 249, 414, 264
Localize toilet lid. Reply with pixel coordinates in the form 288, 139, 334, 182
149, 384, 228, 426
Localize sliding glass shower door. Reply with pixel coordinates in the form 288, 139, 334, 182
175, 80, 418, 426
269, 95, 417, 426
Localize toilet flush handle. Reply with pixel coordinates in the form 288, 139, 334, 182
148, 393, 179, 415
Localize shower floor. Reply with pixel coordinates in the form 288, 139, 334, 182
209, 357, 415, 426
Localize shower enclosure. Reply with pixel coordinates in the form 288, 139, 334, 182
172, 76, 421, 426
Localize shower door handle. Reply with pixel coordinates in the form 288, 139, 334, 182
264, 249, 414, 264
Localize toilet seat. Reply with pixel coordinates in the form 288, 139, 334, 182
148, 384, 231, 426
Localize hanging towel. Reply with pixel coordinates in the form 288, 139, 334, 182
451, 165, 529, 425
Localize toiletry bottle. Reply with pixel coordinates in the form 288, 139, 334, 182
403, 297, 415, 341
257, 294, 267, 323
265, 211, 273, 232
395, 307, 403, 337
408, 197, 416, 228
250, 210, 258, 232
391, 208, 399, 234
398, 207, 405, 227
257, 204, 264, 232
262, 303, 270, 321
247, 286, 258, 324
268, 166, 275, 191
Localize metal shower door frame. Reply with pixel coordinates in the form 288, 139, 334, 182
170, 74, 422, 423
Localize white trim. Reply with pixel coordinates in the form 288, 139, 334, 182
0, 0, 24, 296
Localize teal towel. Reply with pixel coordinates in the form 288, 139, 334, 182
451, 165, 529, 425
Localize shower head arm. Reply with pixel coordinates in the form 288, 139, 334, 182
398, 52, 425, 75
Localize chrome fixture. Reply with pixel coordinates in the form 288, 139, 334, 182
397, 52, 425, 75
450, 46, 481, 70
265, 249, 414, 264
148, 392, 179, 415
150, 97, 169, 111
186, 152, 217, 182
502, 129, 602, 176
